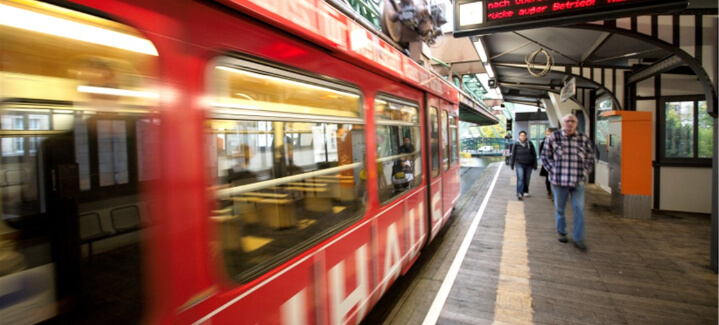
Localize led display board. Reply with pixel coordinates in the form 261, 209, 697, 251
454, 0, 687, 36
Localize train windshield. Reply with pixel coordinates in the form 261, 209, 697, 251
207, 57, 366, 283
0, 0, 159, 323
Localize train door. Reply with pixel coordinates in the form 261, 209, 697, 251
0, 1, 159, 323
441, 106, 460, 224
426, 95, 443, 241
372, 94, 425, 296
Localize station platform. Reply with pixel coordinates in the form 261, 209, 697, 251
363, 162, 717, 325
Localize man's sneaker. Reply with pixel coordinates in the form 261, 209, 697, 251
524, 193, 530, 197
573, 241, 587, 252
558, 233, 568, 243
517, 194, 523, 201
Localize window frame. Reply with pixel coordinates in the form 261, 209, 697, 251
595, 95, 614, 163
206, 55, 367, 284
208, 56, 364, 124
659, 95, 712, 166
430, 106, 440, 178
442, 110, 449, 171
374, 94, 422, 206
0, 104, 54, 163
449, 114, 458, 166
81, 114, 141, 201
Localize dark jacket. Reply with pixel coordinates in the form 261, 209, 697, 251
510, 140, 537, 170
400, 143, 414, 153
539, 138, 549, 176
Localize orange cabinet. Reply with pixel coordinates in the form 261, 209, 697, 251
603, 111, 653, 219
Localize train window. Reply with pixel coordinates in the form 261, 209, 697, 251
374, 97, 422, 204
442, 110, 450, 170
430, 107, 439, 178
207, 57, 365, 283
1, 113, 49, 158
211, 62, 361, 118
0, 0, 159, 323
97, 120, 130, 186
449, 114, 458, 166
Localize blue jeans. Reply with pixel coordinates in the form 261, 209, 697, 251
552, 184, 586, 242
515, 164, 533, 195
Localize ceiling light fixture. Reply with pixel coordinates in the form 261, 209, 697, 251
485, 65, 495, 78
77, 86, 159, 99
0, 3, 158, 56
472, 37, 488, 63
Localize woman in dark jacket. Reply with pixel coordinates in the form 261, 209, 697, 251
539, 128, 556, 199
510, 130, 537, 200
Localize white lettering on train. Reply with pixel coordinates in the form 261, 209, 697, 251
281, 289, 307, 325
418, 69, 430, 86
317, 5, 348, 50
276, 201, 430, 324
286, 0, 317, 33
248, 0, 280, 13
432, 190, 441, 222
430, 190, 442, 239
429, 79, 443, 94
349, 23, 374, 60
380, 223, 401, 294
329, 244, 369, 325
376, 42, 401, 72
408, 202, 425, 259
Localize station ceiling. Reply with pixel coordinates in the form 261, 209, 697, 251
429, 0, 718, 110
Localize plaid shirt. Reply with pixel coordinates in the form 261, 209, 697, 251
541, 129, 594, 187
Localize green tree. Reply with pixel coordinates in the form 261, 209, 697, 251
698, 102, 713, 158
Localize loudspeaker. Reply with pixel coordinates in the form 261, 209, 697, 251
488, 78, 497, 88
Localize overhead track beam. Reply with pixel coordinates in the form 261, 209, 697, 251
495, 64, 623, 110
626, 55, 684, 84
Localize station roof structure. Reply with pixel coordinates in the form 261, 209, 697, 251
429, 0, 717, 112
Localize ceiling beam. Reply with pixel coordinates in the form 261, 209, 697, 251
494, 62, 622, 110
626, 55, 684, 84
499, 83, 556, 91
588, 48, 663, 64
502, 98, 547, 106
489, 41, 534, 60
580, 32, 612, 64
493, 60, 626, 70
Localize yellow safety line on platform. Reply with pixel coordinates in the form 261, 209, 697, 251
493, 200, 533, 324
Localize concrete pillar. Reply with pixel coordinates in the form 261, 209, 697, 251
542, 98, 559, 128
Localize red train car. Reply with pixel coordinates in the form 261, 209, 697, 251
0, 0, 461, 323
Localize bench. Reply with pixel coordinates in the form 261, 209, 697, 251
256, 198, 295, 229
230, 197, 263, 224
315, 175, 356, 201
225, 194, 297, 228
210, 214, 243, 250
273, 184, 332, 212
110, 205, 142, 234
79, 212, 113, 260
79, 204, 143, 260
241, 192, 288, 199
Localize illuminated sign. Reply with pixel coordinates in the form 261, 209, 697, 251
454, 0, 687, 36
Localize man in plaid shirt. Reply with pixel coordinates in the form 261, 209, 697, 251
541, 114, 594, 251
